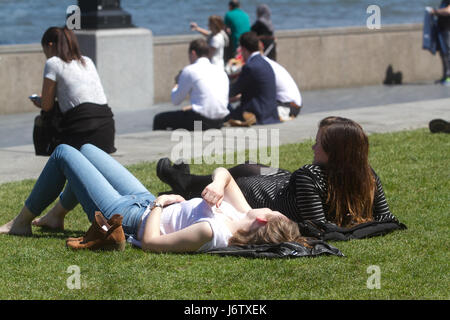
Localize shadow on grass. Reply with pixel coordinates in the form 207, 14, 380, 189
31, 228, 86, 240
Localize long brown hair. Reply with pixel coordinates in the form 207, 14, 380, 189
319, 117, 375, 227
228, 216, 309, 247
41, 26, 85, 66
208, 15, 225, 35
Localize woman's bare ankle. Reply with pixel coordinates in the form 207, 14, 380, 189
31, 201, 69, 231
0, 206, 34, 236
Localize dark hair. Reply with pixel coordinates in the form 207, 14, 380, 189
318, 117, 375, 227
189, 38, 210, 58
41, 26, 85, 65
239, 31, 260, 53
229, 0, 240, 9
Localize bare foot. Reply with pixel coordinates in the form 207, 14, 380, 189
32, 215, 64, 231
31, 201, 68, 231
0, 219, 32, 236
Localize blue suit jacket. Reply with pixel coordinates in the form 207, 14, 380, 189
230, 54, 280, 124
423, 10, 448, 55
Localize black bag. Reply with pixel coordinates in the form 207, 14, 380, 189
32, 104, 64, 156
297, 219, 407, 241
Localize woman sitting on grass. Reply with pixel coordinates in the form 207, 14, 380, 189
0, 144, 303, 252
157, 116, 401, 228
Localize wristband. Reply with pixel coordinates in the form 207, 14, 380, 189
151, 202, 164, 210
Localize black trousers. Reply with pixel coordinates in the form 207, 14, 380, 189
164, 162, 281, 199
440, 29, 450, 78
152, 110, 225, 131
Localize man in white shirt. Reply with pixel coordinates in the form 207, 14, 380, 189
262, 55, 303, 122
153, 39, 230, 131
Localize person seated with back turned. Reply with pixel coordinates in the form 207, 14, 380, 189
32, 26, 116, 154
152, 38, 230, 131
261, 53, 303, 122
225, 31, 280, 127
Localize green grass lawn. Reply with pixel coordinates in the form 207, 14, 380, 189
0, 128, 448, 300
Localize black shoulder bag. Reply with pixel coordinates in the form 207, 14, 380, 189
32, 102, 64, 156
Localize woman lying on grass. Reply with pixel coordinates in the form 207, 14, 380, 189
0, 144, 304, 252
157, 116, 401, 229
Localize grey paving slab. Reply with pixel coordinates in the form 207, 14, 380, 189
1, 83, 449, 148
1, 94, 448, 185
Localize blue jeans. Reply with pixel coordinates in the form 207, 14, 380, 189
24, 144, 156, 236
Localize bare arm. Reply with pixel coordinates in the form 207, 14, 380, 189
433, 5, 450, 16
190, 22, 211, 37
141, 194, 213, 253
39, 78, 57, 111
201, 167, 252, 213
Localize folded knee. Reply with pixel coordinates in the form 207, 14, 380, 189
80, 143, 96, 153
52, 144, 77, 158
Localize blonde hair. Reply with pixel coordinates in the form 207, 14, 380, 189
228, 216, 309, 247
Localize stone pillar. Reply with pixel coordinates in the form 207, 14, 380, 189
75, 0, 153, 110
76, 28, 153, 110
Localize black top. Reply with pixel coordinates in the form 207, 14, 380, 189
236, 164, 397, 225
60, 103, 116, 153
251, 21, 273, 37
251, 21, 277, 60
438, 0, 450, 30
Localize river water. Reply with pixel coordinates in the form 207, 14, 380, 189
0, 0, 443, 45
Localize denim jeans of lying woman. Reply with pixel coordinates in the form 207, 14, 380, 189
24, 144, 156, 236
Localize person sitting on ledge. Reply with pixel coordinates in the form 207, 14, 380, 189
225, 32, 280, 127
152, 38, 230, 131
261, 53, 303, 122
0, 144, 305, 253
157, 116, 402, 229
33, 26, 116, 154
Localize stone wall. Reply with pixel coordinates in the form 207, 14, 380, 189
0, 24, 441, 115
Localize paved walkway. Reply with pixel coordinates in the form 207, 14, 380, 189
0, 83, 449, 184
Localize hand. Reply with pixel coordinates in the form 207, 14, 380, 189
32, 100, 42, 108
29, 95, 42, 108
201, 182, 225, 208
190, 22, 198, 31
229, 94, 241, 103
155, 194, 185, 207
182, 105, 192, 112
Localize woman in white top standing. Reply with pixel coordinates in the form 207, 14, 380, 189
190, 15, 229, 69
32, 26, 116, 154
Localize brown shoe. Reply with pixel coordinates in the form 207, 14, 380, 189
224, 112, 257, 127
66, 212, 126, 251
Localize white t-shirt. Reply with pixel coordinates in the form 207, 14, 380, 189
171, 57, 230, 119
208, 31, 227, 69
128, 198, 245, 252
44, 56, 107, 113
263, 56, 302, 107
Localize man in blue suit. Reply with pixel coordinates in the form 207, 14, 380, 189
227, 32, 280, 126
